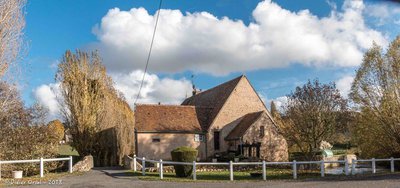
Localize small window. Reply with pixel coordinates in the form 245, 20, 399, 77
152, 138, 161, 143
194, 134, 205, 142
260, 126, 265, 138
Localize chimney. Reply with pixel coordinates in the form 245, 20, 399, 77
192, 84, 197, 96
158, 102, 161, 105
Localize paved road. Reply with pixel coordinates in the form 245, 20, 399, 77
6, 168, 400, 188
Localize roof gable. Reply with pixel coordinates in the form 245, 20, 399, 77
225, 111, 264, 140
181, 75, 244, 130
135, 104, 211, 132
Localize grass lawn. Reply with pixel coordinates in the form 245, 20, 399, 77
58, 144, 79, 157
129, 168, 340, 182
0, 172, 84, 186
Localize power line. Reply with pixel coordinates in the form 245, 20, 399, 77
134, 0, 163, 105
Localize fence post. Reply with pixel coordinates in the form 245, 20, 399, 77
193, 161, 197, 180
69, 156, 73, 173
320, 160, 325, 177
40, 157, 44, 178
390, 157, 394, 173
142, 157, 146, 176
292, 160, 297, 179
262, 160, 266, 181
351, 159, 356, 175
133, 155, 137, 172
229, 161, 233, 181
372, 158, 376, 174
159, 159, 163, 179
344, 160, 349, 175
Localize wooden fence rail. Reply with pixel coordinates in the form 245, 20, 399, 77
0, 156, 73, 180
128, 155, 400, 181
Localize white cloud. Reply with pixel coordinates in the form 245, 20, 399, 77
111, 70, 192, 107
33, 83, 61, 119
272, 96, 288, 112
365, 2, 400, 26
264, 95, 288, 112
90, 0, 387, 75
336, 75, 354, 97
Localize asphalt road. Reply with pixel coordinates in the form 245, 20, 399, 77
6, 168, 400, 188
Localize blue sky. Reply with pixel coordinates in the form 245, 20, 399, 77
23, 0, 400, 118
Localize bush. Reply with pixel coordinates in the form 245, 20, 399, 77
47, 119, 65, 141
0, 125, 60, 177
170, 146, 198, 177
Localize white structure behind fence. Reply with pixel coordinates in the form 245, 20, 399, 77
0, 156, 73, 180
128, 155, 400, 181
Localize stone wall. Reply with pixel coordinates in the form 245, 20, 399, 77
123, 155, 143, 170
207, 77, 267, 157
136, 133, 206, 160
72, 155, 94, 172
240, 113, 288, 161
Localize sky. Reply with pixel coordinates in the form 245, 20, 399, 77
21, 0, 400, 119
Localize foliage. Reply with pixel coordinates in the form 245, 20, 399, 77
171, 146, 198, 177
0, 82, 60, 177
56, 50, 135, 166
0, 82, 29, 129
270, 101, 279, 118
350, 36, 400, 158
47, 119, 65, 141
1, 126, 60, 176
0, 0, 26, 78
280, 79, 348, 160
56, 50, 107, 156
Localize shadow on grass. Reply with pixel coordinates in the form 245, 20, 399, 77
126, 169, 331, 182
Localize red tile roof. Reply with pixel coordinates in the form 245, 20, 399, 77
181, 75, 244, 131
135, 104, 211, 132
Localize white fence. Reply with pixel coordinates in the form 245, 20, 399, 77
0, 156, 73, 180
128, 155, 400, 181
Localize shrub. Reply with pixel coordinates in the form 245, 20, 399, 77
47, 119, 65, 141
170, 146, 198, 177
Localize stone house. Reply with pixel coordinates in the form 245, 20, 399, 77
135, 75, 288, 161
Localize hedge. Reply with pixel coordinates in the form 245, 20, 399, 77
170, 146, 198, 177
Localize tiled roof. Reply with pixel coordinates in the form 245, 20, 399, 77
225, 111, 264, 140
181, 75, 244, 130
135, 104, 211, 132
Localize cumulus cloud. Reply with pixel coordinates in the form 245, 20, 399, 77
33, 83, 61, 119
90, 0, 387, 75
272, 96, 288, 112
336, 75, 354, 98
111, 70, 192, 107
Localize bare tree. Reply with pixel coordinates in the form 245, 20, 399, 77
281, 79, 348, 160
0, 0, 26, 78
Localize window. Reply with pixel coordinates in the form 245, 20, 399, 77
152, 138, 161, 143
214, 131, 220, 150
194, 134, 205, 142
259, 126, 265, 138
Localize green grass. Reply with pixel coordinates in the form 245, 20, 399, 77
129, 168, 338, 182
57, 144, 79, 157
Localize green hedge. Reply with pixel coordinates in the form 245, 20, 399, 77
170, 146, 198, 177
